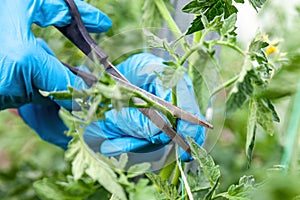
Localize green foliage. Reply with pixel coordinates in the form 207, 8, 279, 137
248, 0, 267, 11
221, 13, 237, 37
182, 0, 238, 34
146, 173, 180, 199
226, 68, 261, 116
144, 0, 282, 165
188, 49, 212, 112
3, 0, 300, 199
218, 175, 255, 199
226, 33, 270, 115
66, 138, 126, 199
259, 55, 300, 99
142, 0, 172, 28
33, 177, 99, 200
146, 139, 257, 200
159, 61, 187, 89
188, 138, 220, 187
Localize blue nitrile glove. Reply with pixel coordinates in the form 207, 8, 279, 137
0, 0, 112, 110
19, 51, 206, 161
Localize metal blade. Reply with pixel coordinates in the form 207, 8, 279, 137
105, 63, 213, 129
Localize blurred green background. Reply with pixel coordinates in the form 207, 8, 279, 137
1, 0, 300, 199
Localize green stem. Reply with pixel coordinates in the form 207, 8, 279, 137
154, 0, 182, 39
180, 29, 213, 65
180, 44, 202, 65
172, 87, 177, 106
170, 78, 181, 186
132, 89, 174, 122
281, 77, 300, 172
181, 34, 245, 67
214, 41, 246, 57
158, 161, 176, 181
210, 75, 239, 97
154, 0, 189, 52
212, 193, 227, 200
171, 164, 181, 186
158, 145, 176, 180
199, 29, 210, 47
194, 31, 202, 43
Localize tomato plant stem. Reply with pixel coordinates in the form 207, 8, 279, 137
154, 0, 189, 52
210, 75, 239, 97
281, 78, 300, 172
171, 163, 181, 186
154, 0, 182, 39
175, 148, 193, 200
159, 162, 176, 179
214, 41, 246, 57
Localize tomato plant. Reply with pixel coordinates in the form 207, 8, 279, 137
1, 0, 300, 199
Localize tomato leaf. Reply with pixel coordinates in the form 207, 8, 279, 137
256, 98, 278, 135
182, 0, 215, 14
226, 32, 272, 116
221, 13, 237, 36
33, 177, 98, 200
183, 0, 238, 34
226, 68, 260, 116
223, 0, 238, 18
246, 99, 257, 166
189, 49, 213, 112
248, 0, 267, 12
186, 15, 204, 35
66, 138, 127, 200
187, 137, 220, 186
146, 173, 180, 199
186, 170, 211, 193
159, 61, 186, 89
110, 154, 128, 172
220, 176, 255, 199
127, 163, 151, 178
127, 179, 158, 200
142, 0, 172, 28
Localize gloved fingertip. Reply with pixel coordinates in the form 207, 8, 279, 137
150, 132, 171, 145
91, 13, 112, 33
75, 0, 112, 33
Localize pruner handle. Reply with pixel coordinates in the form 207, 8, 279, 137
56, 0, 109, 67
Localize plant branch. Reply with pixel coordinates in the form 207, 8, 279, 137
214, 41, 246, 57
175, 147, 194, 200
154, 0, 182, 39
211, 75, 239, 97
154, 0, 189, 52
179, 28, 215, 65
131, 89, 175, 123
281, 78, 300, 172
171, 164, 181, 186
180, 43, 203, 65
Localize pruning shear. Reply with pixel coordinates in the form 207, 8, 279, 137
56, 0, 213, 155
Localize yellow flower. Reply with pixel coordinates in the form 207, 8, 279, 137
266, 45, 277, 55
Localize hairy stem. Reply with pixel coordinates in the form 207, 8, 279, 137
215, 41, 246, 57
154, 0, 182, 39
211, 75, 239, 97
281, 78, 300, 172
154, 0, 189, 52
171, 164, 181, 186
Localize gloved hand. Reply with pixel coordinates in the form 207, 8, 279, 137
19, 51, 206, 161
86, 53, 206, 161
0, 0, 112, 110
